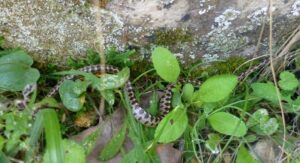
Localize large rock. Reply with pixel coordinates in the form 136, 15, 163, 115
0, 0, 299, 65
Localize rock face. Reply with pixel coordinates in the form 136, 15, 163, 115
0, 0, 299, 65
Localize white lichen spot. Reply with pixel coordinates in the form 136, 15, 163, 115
291, 0, 300, 16
247, 7, 276, 25
202, 54, 219, 62
160, 0, 175, 6
189, 53, 196, 59
198, 0, 215, 15
174, 53, 185, 63
210, 9, 240, 31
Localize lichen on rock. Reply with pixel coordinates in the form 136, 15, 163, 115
0, 0, 299, 65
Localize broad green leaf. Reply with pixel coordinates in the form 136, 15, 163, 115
278, 71, 299, 91
99, 123, 127, 161
208, 112, 247, 137
155, 106, 188, 143
44, 140, 86, 163
0, 51, 39, 91
0, 50, 33, 65
59, 80, 88, 112
42, 109, 64, 163
205, 133, 221, 154
251, 82, 280, 103
182, 83, 194, 102
0, 151, 10, 163
193, 75, 238, 103
93, 68, 130, 91
236, 145, 257, 163
0, 64, 40, 91
247, 109, 278, 136
151, 47, 180, 82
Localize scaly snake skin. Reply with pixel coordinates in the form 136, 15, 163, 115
47, 64, 190, 127
20, 60, 267, 127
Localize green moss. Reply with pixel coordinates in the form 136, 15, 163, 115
154, 28, 192, 46
189, 56, 259, 78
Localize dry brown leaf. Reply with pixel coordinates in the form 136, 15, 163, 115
156, 144, 182, 163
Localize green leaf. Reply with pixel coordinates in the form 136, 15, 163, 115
59, 80, 88, 112
205, 134, 221, 154
278, 71, 299, 91
193, 75, 238, 103
236, 145, 257, 163
251, 82, 280, 103
44, 140, 86, 163
151, 47, 180, 82
42, 109, 64, 163
247, 109, 278, 136
99, 123, 127, 161
155, 106, 188, 143
63, 140, 86, 163
81, 128, 101, 154
0, 151, 10, 163
182, 83, 194, 102
0, 50, 33, 65
208, 112, 247, 137
121, 145, 145, 163
0, 63, 40, 92
93, 68, 130, 91
0, 50, 40, 91
100, 90, 115, 106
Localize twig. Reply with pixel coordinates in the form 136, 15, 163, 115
268, 0, 286, 160
91, 0, 106, 124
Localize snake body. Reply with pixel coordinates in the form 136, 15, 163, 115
20, 60, 267, 127
47, 64, 180, 127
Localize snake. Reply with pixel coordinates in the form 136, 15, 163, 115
46, 64, 198, 127
19, 60, 268, 127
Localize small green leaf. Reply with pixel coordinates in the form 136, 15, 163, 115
151, 47, 180, 82
182, 83, 194, 102
193, 75, 238, 103
63, 140, 86, 163
42, 109, 64, 163
251, 82, 280, 103
121, 145, 145, 163
59, 80, 88, 112
208, 112, 247, 137
236, 145, 257, 163
100, 90, 115, 106
155, 106, 188, 143
99, 123, 127, 161
247, 109, 278, 136
81, 128, 101, 154
205, 134, 221, 154
278, 71, 299, 91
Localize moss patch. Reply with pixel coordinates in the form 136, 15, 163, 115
189, 56, 259, 78
154, 28, 192, 46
